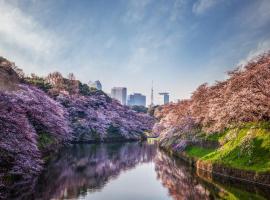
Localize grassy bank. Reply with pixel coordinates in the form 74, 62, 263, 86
202, 122, 270, 173
172, 122, 270, 173
185, 146, 216, 159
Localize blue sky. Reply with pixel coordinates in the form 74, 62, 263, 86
0, 0, 270, 104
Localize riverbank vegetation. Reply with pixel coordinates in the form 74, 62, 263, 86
0, 56, 154, 198
202, 122, 270, 172
154, 53, 270, 175
156, 149, 268, 200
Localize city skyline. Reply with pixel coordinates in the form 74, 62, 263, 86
108, 86, 168, 107
0, 0, 270, 105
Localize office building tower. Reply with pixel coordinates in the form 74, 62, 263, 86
159, 92, 169, 105
127, 93, 146, 107
111, 87, 127, 105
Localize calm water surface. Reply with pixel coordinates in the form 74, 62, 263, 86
30, 142, 270, 200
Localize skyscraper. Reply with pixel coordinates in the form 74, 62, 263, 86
111, 87, 127, 105
159, 92, 169, 105
127, 93, 146, 107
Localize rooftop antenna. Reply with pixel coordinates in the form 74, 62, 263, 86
150, 80, 154, 107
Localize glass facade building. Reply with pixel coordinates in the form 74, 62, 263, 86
127, 93, 146, 107
111, 87, 127, 105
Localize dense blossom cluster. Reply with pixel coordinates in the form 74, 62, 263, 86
0, 84, 71, 198
43, 69, 154, 140
0, 57, 154, 198
57, 93, 154, 141
154, 53, 270, 146
154, 100, 198, 148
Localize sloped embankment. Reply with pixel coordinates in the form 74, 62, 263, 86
153, 53, 270, 185
162, 123, 270, 185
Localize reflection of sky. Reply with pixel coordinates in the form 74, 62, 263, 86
83, 163, 170, 200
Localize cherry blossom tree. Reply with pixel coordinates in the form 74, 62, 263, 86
155, 52, 270, 146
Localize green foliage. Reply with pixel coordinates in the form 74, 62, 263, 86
37, 132, 55, 151
148, 105, 159, 116
131, 105, 147, 113
185, 146, 216, 159
181, 122, 270, 172
24, 77, 52, 92
91, 130, 101, 140
201, 123, 270, 172
79, 82, 91, 95
106, 124, 123, 138
221, 185, 266, 200
78, 82, 112, 103
207, 179, 266, 200
204, 131, 227, 142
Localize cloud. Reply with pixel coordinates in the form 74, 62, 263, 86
192, 0, 218, 15
123, 0, 152, 23
170, 0, 187, 21
126, 47, 156, 73
125, 28, 182, 74
238, 39, 270, 67
0, 0, 65, 76
238, 0, 270, 29
0, 1, 61, 55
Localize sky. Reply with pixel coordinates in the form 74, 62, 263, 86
0, 0, 270, 105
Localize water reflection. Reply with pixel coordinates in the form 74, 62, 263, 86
34, 142, 157, 200
5, 142, 270, 200
155, 150, 270, 200
155, 151, 212, 200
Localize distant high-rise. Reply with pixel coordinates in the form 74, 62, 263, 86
150, 81, 154, 107
111, 87, 127, 105
159, 92, 169, 105
88, 80, 102, 90
127, 93, 146, 107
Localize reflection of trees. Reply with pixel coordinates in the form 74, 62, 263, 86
196, 168, 270, 200
7, 142, 268, 200
154, 150, 212, 200
33, 142, 156, 200
154, 150, 270, 200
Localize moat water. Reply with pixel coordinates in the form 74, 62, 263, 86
17, 142, 270, 199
